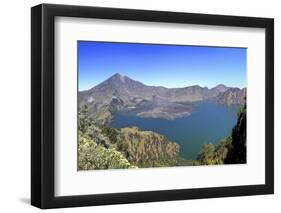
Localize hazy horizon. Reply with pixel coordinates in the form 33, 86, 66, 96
78, 41, 247, 91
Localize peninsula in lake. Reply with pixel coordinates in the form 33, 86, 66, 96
79, 73, 246, 124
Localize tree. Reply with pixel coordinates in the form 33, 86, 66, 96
197, 143, 215, 165
213, 137, 231, 164
78, 105, 90, 134
101, 126, 118, 144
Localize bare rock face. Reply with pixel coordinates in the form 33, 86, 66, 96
215, 88, 246, 105
79, 73, 246, 124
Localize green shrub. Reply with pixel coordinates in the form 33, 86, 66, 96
78, 134, 136, 170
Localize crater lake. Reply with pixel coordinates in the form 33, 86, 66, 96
110, 102, 240, 160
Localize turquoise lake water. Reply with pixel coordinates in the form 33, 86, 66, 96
110, 102, 240, 160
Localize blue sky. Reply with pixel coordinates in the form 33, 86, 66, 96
78, 41, 246, 91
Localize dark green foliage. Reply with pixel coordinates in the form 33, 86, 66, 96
116, 138, 129, 158
224, 104, 246, 164
101, 126, 118, 144
213, 137, 231, 164
78, 105, 90, 134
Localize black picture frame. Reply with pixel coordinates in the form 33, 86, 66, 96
31, 3, 274, 209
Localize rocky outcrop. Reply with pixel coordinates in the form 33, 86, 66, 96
215, 88, 246, 106
120, 127, 180, 167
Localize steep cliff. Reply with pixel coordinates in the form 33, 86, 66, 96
120, 127, 180, 167
224, 105, 247, 164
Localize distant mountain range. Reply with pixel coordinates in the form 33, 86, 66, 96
79, 73, 246, 124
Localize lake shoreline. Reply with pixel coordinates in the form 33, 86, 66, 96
110, 102, 240, 160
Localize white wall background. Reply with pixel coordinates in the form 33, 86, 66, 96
0, 0, 279, 212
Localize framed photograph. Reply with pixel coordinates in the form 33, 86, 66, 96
31, 4, 274, 209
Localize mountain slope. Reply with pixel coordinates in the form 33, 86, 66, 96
79, 73, 246, 124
